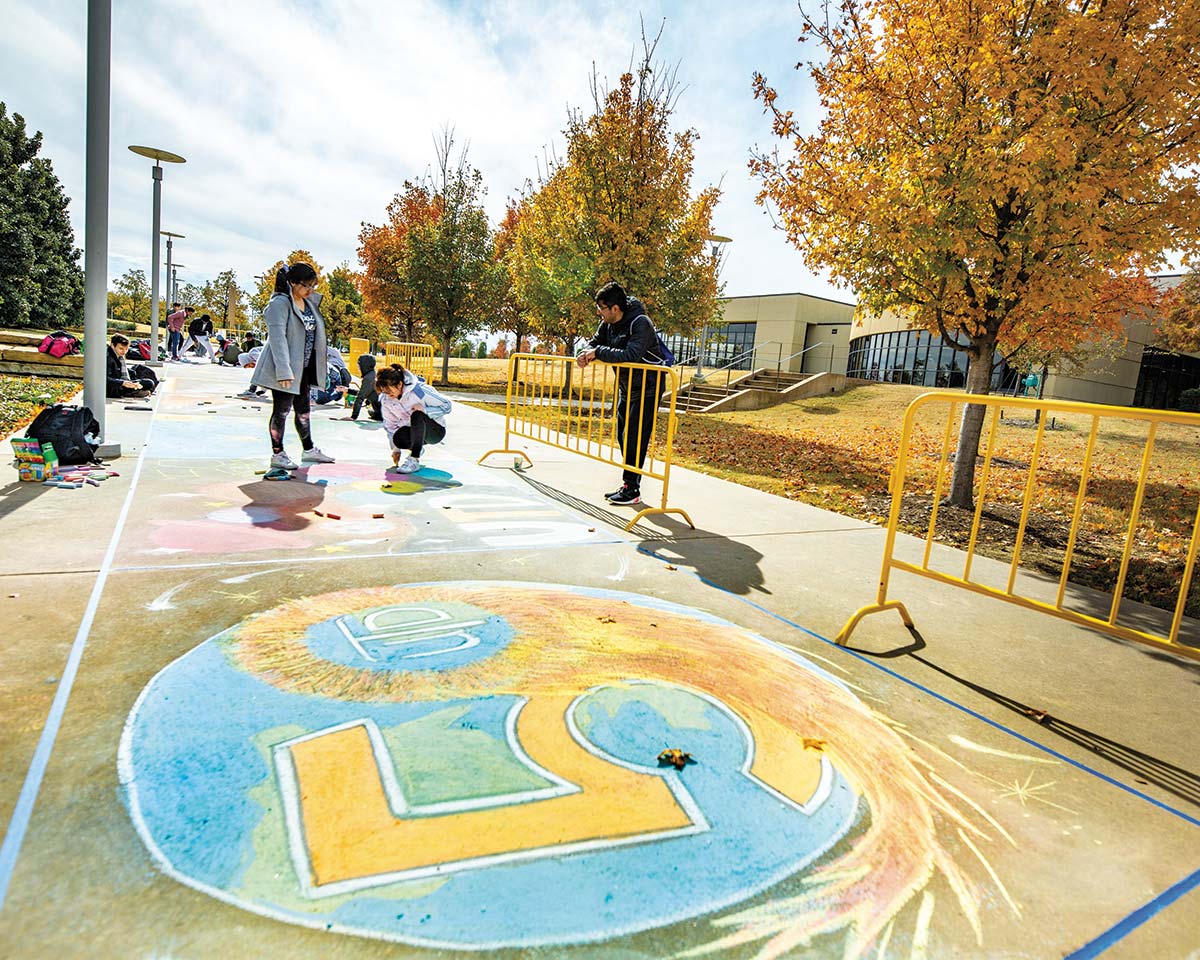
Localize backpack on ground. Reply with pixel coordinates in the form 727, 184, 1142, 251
131, 339, 153, 361
25, 404, 101, 465
37, 330, 82, 358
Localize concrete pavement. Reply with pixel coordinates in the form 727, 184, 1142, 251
0, 361, 1197, 959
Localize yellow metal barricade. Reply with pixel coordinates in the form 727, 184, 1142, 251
383, 342, 435, 382
348, 338, 370, 377
837, 392, 1200, 661
478, 353, 694, 532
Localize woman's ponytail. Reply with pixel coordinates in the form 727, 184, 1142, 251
273, 261, 318, 296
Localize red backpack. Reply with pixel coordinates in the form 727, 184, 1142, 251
37, 331, 82, 358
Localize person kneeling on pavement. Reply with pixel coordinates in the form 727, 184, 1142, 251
350, 353, 383, 421
106, 333, 158, 398
377, 363, 451, 474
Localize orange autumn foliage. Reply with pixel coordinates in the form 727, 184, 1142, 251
357, 182, 439, 343
752, 0, 1200, 506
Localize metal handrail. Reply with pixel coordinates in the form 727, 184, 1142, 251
689, 341, 781, 382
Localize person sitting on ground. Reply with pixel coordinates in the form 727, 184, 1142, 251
106, 334, 158, 398
350, 353, 382, 421
221, 337, 242, 366
310, 360, 351, 405
236, 346, 267, 399
377, 363, 451, 473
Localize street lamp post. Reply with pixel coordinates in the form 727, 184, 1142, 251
128, 145, 185, 368
695, 235, 731, 381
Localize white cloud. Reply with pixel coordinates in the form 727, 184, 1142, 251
1, 0, 853, 311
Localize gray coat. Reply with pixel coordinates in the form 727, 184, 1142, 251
250, 292, 329, 395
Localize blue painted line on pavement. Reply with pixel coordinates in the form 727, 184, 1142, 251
1063, 864, 1200, 958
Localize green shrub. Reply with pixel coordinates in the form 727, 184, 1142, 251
1178, 387, 1200, 411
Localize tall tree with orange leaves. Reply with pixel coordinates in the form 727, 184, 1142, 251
514, 27, 722, 357
753, 0, 1199, 507
358, 182, 438, 345
493, 199, 534, 360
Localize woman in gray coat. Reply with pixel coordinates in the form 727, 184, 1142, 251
250, 262, 336, 470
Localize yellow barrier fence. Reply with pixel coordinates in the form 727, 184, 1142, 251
383, 341, 435, 382
837, 391, 1200, 661
347, 337, 370, 377
478, 353, 694, 532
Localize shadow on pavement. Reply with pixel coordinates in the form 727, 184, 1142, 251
848, 628, 1200, 809
506, 469, 770, 595
508, 470, 671, 540
0, 479, 55, 520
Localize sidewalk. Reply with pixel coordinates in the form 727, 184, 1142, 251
0, 361, 1197, 959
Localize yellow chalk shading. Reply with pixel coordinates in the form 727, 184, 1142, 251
290, 695, 692, 888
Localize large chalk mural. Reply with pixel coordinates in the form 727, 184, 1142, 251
120, 583, 1014, 956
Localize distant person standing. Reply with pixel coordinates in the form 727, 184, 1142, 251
165, 303, 191, 361
576, 281, 667, 506
250, 262, 336, 470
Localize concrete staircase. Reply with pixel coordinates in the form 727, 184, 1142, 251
673, 367, 853, 413
674, 380, 736, 412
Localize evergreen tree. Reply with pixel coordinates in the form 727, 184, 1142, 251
0, 103, 84, 329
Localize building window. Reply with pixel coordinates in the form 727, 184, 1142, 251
664, 322, 758, 370
1134, 347, 1200, 409
847, 328, 1011, 390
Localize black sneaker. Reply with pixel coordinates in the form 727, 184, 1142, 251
608, 485, 641, 505
603, 486, 626, 502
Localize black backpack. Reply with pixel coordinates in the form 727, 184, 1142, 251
26, 404, 101, 464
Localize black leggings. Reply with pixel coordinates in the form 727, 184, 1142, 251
390, 410, 445, 458
268, 362, 316, 453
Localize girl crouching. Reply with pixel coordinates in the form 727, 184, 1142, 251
376, 363, 451, 473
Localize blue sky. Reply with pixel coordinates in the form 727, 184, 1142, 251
1, 0, 850, 306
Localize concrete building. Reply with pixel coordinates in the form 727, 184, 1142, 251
702, 276, 1200, 409
664, 292, 856, 375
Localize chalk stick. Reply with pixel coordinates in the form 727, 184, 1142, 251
314, 509, 325, 516
254, 469, 267, 475
372, 513, 385, 519
86, 478, 100, 486
326, 513, 342, 520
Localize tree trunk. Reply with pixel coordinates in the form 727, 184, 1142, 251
943, 344, 995, 510
440, 331, 452, 384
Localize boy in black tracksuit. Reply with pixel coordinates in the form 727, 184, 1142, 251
576, 281, 666, 506
351, 353, 383, 421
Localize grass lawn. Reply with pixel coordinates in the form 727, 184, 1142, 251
0, 374, 81, 438
467, 383, 1200, 618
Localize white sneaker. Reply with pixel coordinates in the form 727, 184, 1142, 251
396, 455, 421, 473
270, 451, 299, 470
302, 447, 336, 464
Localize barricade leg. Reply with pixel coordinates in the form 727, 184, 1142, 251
835, 600, 914, 646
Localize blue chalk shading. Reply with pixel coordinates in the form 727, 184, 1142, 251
304, 605, 514, 672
